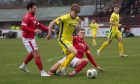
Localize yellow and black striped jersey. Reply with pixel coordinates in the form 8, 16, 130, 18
110, 12, 120, 32
55, 13, 80, 41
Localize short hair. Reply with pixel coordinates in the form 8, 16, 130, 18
78, 28, 85, 32
26, 2, 37, 10
71, 4, 80, 13
113, 4, 120, 8
92, 18, 96, 21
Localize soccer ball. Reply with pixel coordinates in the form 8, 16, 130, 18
86, 68, 97, 78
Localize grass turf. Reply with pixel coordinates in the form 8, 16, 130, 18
0, 37, 140, 84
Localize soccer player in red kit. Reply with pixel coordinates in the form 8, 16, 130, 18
48, 29, 104, 76
19, 2, 50, 77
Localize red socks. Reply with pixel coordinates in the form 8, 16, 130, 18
24, 53, 34, 64
75, 61, 88, 73
34, 55, 43, 71
24, 53, 43, 71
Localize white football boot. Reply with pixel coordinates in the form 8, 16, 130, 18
40, 70, 51, 77
19, 63, 29, 73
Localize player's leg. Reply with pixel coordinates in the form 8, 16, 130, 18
97, 39, 112, 56
19, 52, 33, 72
69, 58, 88, 77
48, 57, 66, 75
60, 45, 77, 75
97, 31, 114, 56
19, 38, 34, 72
62, 45, 77, 68
92, 31, 97, 47
57, 40, 77, 75
29, 39, 50, 76
24, 53, 34, 64
116, 31, 127, 57
48, 63, 61, 75
57, 41, 77, 75
55, 42, 70, 74
32, 49, 50, 77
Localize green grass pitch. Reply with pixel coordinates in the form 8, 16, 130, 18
0, 37, 140, 84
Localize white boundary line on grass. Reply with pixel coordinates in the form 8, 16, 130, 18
46, 56, 63, 62
5, 55, 64, 66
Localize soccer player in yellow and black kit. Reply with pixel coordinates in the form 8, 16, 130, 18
97, 5, 127, 57
46, 4, 81, 75
89, 19, 99, 46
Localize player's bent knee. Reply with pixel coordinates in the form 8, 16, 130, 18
32, 50, 40, 57
108, 40, 112, 44
118, 38, 123, 42
73, 50, 78, 55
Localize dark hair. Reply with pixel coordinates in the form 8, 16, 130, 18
113, 4, 120, 8
26, 2, 37, 10
71, 4, 80, 13
92, 18, 96, 21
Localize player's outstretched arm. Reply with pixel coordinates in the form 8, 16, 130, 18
85, 50, 98, 67
37, 23, 49, 31
85, 50, 105, 72
46, 20, 56, 40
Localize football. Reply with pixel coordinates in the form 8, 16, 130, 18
86, 68, 97, 79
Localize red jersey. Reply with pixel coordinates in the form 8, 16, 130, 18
73, 36, 89, 59
21, 12, 48, 39
73, 36, 98, 67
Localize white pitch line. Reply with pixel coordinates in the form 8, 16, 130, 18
46, 56, 63, 62
4, 56, 63, 66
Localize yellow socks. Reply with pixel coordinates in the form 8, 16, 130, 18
62, 53, 75, 68
99, 41, 109, 51
118, 42, 124, 55
57, 53, 75, 72
92, 39, 97, 46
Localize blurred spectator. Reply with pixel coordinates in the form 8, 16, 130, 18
11, 24, 16, 30
47, 0, 60, 6
129, 5, 135, 15
105, 8, 113, 16
121, 0, 128, 8
123, 24, 134, 37
15, 25, 20, 30
133, 0, 139, 14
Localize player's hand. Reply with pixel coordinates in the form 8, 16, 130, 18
96, 66, 105, 72
48, 71, 54, 75
34, 29, 42, 33
118, 24, 122, 27
46, 33, 51, 40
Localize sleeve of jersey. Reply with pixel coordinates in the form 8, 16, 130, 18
96, 24, 99, 29
85, 50, 97, 67
110, 14, 115, 22
89, 23, 92, 28
21, 18, 34, 33
37, 23, 48, 31
85, 42, 89, 51
54, 15, 67, 24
